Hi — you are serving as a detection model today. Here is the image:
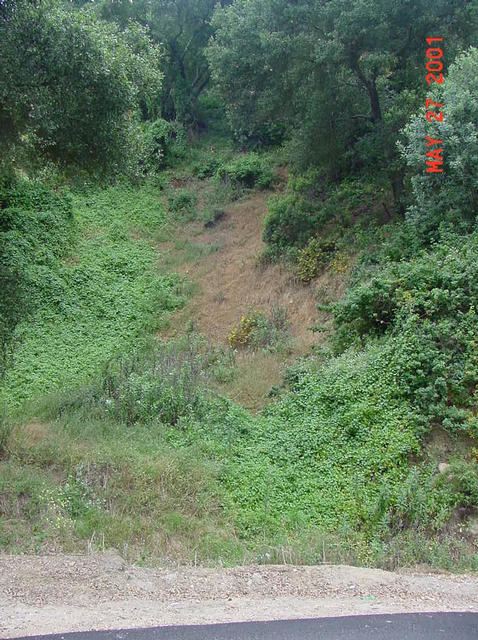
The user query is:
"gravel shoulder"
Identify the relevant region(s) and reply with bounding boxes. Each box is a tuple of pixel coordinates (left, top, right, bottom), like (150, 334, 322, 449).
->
(1, 553, 478, 638)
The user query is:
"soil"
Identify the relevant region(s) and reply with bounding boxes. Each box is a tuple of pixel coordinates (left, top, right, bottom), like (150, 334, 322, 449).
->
(1, 553, 478, 637)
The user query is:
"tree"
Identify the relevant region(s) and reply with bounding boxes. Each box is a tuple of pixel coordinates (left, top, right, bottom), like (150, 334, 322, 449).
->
(0, 0, 162, 373)
(401, 46, 478, 240)
(0, 0, 162, 172)
(208, 0, 477, 196)
(99, 0, 231, 125)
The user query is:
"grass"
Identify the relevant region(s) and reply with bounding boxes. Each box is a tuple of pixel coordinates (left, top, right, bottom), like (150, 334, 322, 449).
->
(160, 238, 221, 270)
(0, 416, 240, 563)
(1, 135, 477, 573)
(1, 334, 478, 569)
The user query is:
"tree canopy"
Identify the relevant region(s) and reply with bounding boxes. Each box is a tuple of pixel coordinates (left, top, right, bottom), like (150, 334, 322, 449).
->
(0, 0, 162, 171)
(208, 0, 477, 199)
(99, 0, 232, 124)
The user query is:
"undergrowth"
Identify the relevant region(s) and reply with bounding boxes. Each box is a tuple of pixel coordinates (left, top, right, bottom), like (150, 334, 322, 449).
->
(1, 136, 478, 572)
(0, 183, 185, 410)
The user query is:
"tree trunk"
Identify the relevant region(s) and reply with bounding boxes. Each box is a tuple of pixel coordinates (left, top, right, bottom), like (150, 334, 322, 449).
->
(391, 170, 405, 215)
(350, 58, 382, 123)
(367, 77, 382, 123)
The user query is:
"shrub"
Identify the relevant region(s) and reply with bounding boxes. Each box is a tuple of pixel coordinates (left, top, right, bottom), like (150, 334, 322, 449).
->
(328, 250, 352, 275)
(263, 195, 319, 251)
(216, 154, 274, 189)
(333, 234, 478, 434)
(228, 312, 259, 349)
(54, 336, 236, 427)
(167, 189, 197, 220)
(142, 119, 186, 171)
(228, 307, 290, 352)
(192, 157, 222, 180)
(203, 207, 225, 228)
(101, 345, 206, 425)
(251, 307, 290, 352)
(296, 237, 337, 282)
(334, 236, 478, 343)
(263, 176, 383, 258)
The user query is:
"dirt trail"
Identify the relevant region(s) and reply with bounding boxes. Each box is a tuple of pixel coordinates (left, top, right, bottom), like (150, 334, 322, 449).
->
(1, 553, 477, 637)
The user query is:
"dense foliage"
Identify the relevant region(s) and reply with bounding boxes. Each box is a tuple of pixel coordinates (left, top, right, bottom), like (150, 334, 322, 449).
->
(99, 0, 232, 124)
(0, 185, 184, 406)
(208, 0, 477, 197)
(0, 0, 162, 172)
(401, 47, 478, 240)
(1, 0, 478, 571)
(0, 179, 74, 376)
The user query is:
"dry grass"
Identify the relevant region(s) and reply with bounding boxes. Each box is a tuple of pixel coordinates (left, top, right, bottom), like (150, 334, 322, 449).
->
(158, 188, 347, 410)
(220, 351, 285, 414)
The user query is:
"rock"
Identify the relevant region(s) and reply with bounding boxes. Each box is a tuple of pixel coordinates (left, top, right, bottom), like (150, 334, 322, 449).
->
(438, 462, 451, 474)
(468, 517, 478, 536)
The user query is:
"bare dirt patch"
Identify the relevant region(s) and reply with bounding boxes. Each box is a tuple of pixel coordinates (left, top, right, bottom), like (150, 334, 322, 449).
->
(1, 553, 477, 637)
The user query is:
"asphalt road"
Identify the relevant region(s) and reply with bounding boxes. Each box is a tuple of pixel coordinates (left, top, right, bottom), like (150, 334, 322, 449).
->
(10, 613, 478, 640)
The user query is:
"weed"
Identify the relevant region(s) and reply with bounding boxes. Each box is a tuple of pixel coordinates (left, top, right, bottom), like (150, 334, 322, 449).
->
(167, 189, 198, 221)
(228, 307, 290, 353)
(0, 184, 184, 410)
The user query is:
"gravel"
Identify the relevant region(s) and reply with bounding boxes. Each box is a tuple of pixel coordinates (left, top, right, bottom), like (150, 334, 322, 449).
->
(1, 553, 477, 638)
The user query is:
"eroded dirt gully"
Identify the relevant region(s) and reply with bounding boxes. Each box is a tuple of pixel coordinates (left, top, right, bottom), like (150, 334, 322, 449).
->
(160, 190, 344, 348)
(1, 553, 478, 637)
(158, 188, 346, 410)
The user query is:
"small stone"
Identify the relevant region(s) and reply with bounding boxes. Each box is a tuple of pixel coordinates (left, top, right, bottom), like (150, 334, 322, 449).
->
(468, 517, 478, 536)
(438, 462, 451, 474)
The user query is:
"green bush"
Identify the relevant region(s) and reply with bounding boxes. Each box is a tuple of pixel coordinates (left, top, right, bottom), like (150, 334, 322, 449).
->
(250, 306, 290, 352)
(334, 235, 478, 342)
(296, 237, 337, 282)
(192, 157, 222, 179)
(228, 307, 290, 353)
(263, 176, 384, 258)
(142, 119, 186, 171)
(100, 341, 207, 426)
(333, 234, 478, 435)
(216, 153, 274, 189)
(317, 178, 381, 230)
(263, 195, 319, 252)
(167, 189, 198, 220)
(54, 335, 235, 426)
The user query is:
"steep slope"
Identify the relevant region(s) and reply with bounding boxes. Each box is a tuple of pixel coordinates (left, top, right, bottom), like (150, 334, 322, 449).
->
(158, 186, 346, 410)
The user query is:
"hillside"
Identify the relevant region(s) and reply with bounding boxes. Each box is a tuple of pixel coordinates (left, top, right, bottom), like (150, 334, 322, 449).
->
(1, 137, 478, 572)
(1, 0, 478, 598)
